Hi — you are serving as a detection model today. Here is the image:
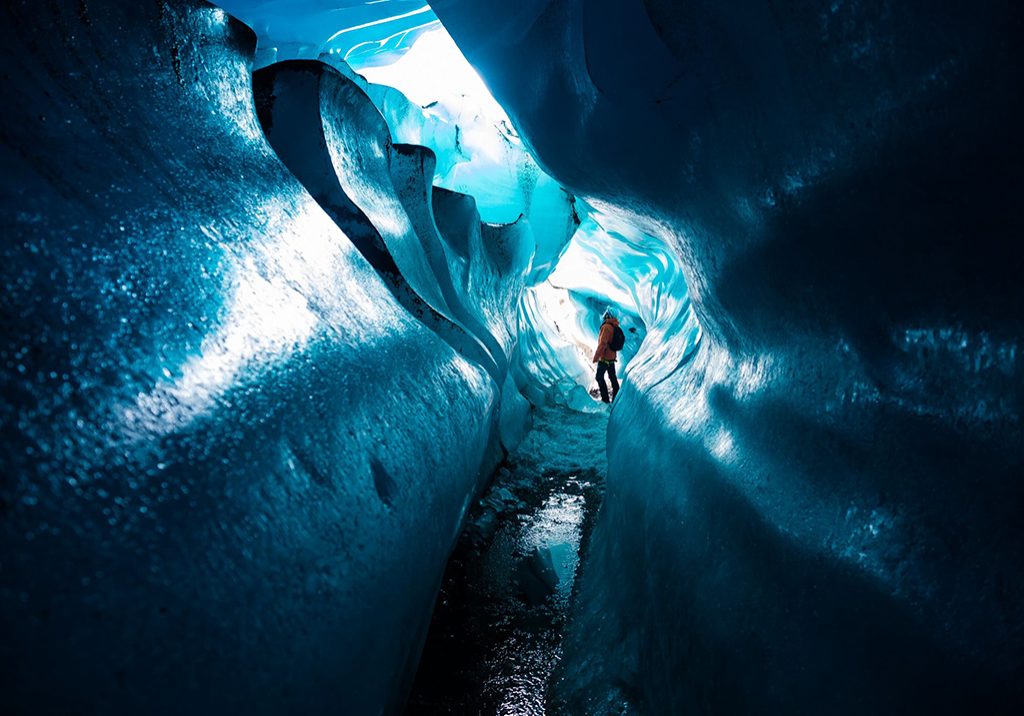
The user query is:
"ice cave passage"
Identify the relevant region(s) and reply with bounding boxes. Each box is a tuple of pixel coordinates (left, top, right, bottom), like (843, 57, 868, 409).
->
(1, 2, 1022, 715)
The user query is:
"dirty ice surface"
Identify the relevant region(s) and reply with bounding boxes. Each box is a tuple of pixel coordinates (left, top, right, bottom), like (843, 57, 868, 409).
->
(406, 404, 611, 714)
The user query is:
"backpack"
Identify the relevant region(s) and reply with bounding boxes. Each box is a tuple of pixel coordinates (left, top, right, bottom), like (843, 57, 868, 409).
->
(609, 324, 626, 351)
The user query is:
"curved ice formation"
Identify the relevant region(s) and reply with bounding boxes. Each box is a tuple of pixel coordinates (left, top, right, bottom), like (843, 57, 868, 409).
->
(252, 54, 538, 459)
(354, 26, 581, 284)
(223, 2, 581, 285)
(433, 0, 1024, 712)
(252, 59, 504, 389)
(0, 2, 510, 712)
(254, 59, 522, 383)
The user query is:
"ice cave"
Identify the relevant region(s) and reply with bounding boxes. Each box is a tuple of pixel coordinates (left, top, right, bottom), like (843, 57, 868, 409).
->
(1, 1, 1021, 714)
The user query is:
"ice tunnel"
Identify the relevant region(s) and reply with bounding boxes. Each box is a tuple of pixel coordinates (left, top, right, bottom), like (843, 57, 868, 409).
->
(1, 1, 1022, 714)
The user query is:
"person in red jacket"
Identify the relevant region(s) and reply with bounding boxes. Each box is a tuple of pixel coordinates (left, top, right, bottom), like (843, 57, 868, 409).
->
(592, 309, 621, 403)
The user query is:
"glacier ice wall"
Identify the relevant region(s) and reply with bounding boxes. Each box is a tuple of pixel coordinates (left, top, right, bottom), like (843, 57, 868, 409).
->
(0, 2, 528, 712)
(433, 0, 1024, 712)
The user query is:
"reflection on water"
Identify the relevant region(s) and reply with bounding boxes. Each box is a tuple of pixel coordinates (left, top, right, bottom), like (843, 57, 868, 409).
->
(406, 405, 608, 715)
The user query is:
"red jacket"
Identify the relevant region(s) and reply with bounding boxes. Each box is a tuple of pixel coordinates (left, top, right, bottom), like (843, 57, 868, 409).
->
(593, 317, 620, 362)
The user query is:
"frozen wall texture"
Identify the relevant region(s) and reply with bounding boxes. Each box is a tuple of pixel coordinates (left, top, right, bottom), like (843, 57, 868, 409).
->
(431, 0, 1024, 713)
(0, 2, 534, 713)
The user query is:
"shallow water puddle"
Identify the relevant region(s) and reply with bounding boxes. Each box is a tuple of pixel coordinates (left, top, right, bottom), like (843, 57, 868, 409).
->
(405, 405, 608, 715)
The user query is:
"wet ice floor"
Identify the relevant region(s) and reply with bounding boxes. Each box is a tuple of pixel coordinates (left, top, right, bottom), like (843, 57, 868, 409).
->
(405, 404, 610, 715)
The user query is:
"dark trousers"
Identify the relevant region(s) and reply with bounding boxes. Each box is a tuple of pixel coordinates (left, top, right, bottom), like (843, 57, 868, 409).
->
(596, 360, 619, 403)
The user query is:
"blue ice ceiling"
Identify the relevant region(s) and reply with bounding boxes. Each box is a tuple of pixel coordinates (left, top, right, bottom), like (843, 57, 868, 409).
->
(221, 1, 440, 68)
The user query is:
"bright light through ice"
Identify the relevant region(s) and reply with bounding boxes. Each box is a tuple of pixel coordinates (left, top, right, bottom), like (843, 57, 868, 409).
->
(125, 255, 319, 436)
(357, 28, 509, 128)
(348, 19, 575, 241)
(709, 427, 736, 462)
(547, 232, 637, 311)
